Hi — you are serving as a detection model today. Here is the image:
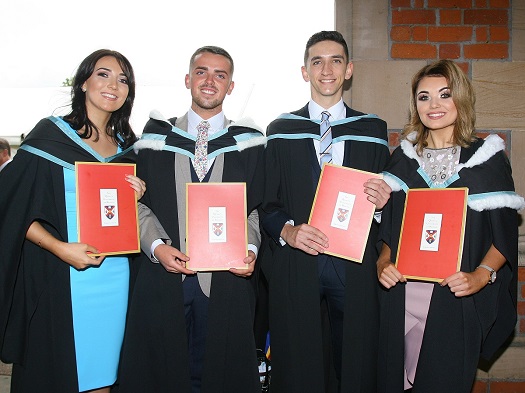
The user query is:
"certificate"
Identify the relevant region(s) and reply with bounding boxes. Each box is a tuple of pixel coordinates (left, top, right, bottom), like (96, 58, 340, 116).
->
(308, 164, 381, 262)
(186, 183, 248, 271)
(76, 162, 140, 256)
(395, 187, 468, 282)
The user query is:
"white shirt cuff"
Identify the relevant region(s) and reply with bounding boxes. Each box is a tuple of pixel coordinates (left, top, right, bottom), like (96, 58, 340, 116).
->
(151, 238, 165, 263)
(279, 219, 295, 246)
(248, 244, 258, 256)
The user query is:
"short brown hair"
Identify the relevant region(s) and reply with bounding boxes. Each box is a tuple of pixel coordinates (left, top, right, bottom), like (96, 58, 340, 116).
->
(189, 46, 234, 75)
(0, 138, 10, 156)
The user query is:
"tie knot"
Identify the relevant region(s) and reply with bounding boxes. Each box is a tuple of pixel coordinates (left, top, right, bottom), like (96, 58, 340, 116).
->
(197, 120, 210, 133)
(321, 111, 331, 122)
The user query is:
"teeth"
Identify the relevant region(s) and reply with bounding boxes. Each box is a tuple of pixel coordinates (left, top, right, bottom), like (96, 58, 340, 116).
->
(202, 89, 215, 94)
(428, 113, 444, 118)
(102, 93, 117, 99)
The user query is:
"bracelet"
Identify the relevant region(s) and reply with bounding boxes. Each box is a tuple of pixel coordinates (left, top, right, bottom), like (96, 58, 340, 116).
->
(476, 264, 496, 284)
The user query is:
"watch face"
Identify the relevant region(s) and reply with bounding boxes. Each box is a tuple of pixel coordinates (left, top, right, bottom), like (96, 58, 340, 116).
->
(490, 271, 497, 283)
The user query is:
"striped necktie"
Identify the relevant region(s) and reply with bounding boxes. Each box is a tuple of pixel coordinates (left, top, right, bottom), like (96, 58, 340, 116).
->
(193, 120, 210, 181)
(319, 111, 332, 167)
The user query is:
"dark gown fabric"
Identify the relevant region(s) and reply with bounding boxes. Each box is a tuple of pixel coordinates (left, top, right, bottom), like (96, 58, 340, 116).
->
(260, 104, 390, 393)
(116, 116, 265, 393)
(0, 117, 135, 393)
(377, 136, 520, 393)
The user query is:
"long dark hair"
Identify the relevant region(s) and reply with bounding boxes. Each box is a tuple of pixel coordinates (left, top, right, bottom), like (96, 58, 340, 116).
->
(63, 49, 137, 149)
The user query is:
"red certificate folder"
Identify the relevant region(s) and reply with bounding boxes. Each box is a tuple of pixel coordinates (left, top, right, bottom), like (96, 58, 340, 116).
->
(186, 183, 248, 271)
(76, 162, 140, 256)
(308, 164, 381, 262)
(395, 188, 468, 282)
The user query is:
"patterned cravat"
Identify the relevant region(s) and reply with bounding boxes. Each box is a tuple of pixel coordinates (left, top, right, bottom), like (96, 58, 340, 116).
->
(193, 120, 210, 181)
(319, 111, 332, 167)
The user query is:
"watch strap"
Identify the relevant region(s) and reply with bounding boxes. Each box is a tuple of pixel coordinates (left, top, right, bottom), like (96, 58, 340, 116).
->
(476, 264, 496, 284)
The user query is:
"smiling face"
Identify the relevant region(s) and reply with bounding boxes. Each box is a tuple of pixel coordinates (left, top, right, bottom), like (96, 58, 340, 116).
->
(416, 76, 458, 140)
(185, 52, 234, 119)
(301, 40, 353, 108)
(82, 56, 129, 119)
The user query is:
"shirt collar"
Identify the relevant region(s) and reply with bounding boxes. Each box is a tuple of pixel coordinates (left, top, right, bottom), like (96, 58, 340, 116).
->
(0, 158, 11, 172)
(187, 108, 225, 136)
(308, 99, 345, 121)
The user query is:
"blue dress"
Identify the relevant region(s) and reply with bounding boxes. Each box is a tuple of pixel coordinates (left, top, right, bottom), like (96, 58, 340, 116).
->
(59, 118, 129, 392)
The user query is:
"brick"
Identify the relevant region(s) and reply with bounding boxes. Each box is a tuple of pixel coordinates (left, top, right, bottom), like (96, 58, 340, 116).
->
(490, 0, 510, 8)
(456, 62, 470, 75)
(476, 27, 488, 42)
(412, 26, 428, 41)
(490, 381, 525, 392)
(388, 132, 401, 148)
(464, 44, 508, 59)
(521, 283, 525, 300)
(518, 301, 525, 317)
(440, 9, 462, 25)
(439, 44, 461, 59)
(471, 380, 488, 393)
(414, 0, 424, 7)
(518, 267, 525, 281)
(391, 0, 411, 7)
(392, 9, 436, 25)
(391, 43, 437, 59)
(475, 0, 488, 6)
(428, 0, 471, 7)
(521, 318, 525, 334)
(464, 9, 508, 25)
(391, 26, 411, 41)
(490, 26, 510, 41)
(428, 26, 473, 42)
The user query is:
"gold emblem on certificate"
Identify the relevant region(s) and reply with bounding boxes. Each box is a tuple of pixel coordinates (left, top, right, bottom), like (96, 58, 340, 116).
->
(100, 188, 119, 227)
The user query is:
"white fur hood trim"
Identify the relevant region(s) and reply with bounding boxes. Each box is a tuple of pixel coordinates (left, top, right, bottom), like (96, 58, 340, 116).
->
(133, 139, 165, 153)
(469, 192, 525, 212)
(400, 133, 505, 171)
(228, 117, 264, 133)
(400, 132, 422, 165)
(237, 136, 267, 151)
(133, 109, 171, 152)
(383, 172, 403, 192)
(457, 134, 504, 171)
(149, 109, 172, 125)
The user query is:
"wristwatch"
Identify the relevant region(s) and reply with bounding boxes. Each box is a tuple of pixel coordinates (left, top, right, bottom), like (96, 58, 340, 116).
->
(476, 264, 496, 284)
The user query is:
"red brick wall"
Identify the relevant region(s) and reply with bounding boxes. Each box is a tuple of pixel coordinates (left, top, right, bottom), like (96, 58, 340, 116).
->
(390, 0, 511, 73)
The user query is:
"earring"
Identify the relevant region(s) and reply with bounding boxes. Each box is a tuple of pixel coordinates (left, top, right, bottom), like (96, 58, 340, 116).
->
(82, 87, 86, 92)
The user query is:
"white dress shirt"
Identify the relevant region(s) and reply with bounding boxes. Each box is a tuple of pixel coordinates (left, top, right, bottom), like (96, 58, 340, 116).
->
(309, 99, 346, 166)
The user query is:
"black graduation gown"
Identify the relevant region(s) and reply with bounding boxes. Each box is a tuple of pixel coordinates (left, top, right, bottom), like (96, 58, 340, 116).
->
(377, 136, 521, 393)
(260, 104, 390, 393)
(0, 117, 136, 393)
(116, 116, 265, 393)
